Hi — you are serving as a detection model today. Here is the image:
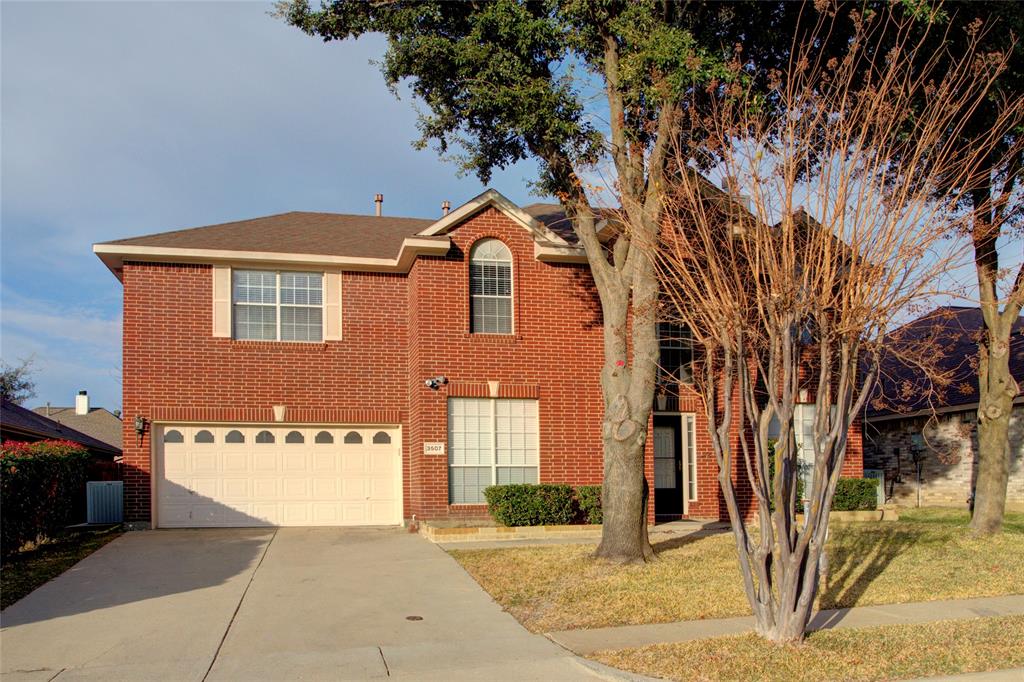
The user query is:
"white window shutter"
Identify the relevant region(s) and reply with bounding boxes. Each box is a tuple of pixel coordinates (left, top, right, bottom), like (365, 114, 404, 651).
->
(212, 265, 231, 337)
(324, 271, 342, 341)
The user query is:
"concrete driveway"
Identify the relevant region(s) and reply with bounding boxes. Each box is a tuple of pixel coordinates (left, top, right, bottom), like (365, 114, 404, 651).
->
(0, 528, 610, 681)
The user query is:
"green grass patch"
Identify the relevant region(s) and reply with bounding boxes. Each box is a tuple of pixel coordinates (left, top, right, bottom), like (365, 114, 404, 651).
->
(594, 616, 1024, 682)
(450, 508, 1024, 632)
(1, 527, 122, 610)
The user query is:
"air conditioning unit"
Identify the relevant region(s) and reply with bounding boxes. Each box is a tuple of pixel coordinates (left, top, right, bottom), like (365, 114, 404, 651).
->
(87, 481, 124, 524)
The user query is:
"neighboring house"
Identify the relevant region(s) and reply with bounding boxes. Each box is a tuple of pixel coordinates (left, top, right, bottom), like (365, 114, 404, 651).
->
(33, 391, 123, 453)
(864, 306, 1024, 510)
(1, 397, 122, 460)
(94, 189, 863, 529)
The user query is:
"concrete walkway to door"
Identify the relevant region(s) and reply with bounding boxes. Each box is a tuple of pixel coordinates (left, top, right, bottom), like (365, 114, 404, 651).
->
(1, 528, 626, 681)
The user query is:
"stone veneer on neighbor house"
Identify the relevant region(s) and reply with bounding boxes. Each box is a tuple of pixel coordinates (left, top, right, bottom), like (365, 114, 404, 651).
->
(865, 404, 1024, 511)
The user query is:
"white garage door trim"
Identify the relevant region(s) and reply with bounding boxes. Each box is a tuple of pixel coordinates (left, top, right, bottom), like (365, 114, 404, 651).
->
(153, 424, 402, 528)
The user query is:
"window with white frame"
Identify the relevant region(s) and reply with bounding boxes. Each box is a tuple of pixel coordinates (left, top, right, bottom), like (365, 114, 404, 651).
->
(793, 404, 837, 497)
(233, 270, 323, 341)
(469, 239, 513, 334)
(448, 398, 538, 504)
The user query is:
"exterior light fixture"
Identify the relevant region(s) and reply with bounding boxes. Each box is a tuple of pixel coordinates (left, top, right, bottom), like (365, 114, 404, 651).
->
(133, 415, 147, 445)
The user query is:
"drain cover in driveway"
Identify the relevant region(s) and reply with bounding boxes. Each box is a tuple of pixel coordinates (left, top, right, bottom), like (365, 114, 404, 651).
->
(405, 616, 423, 621)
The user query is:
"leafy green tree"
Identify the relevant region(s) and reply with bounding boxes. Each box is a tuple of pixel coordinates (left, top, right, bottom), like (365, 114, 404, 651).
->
(277, 0, 754, 562)
(0, 357, 37, 405)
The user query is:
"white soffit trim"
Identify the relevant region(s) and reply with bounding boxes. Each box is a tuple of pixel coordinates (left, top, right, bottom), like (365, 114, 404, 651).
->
(534, 243, 587, 263)
(417, 188, 571, 247)
(92, 236, 452, 279)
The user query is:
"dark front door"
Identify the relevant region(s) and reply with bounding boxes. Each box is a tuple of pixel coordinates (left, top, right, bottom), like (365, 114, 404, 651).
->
(654, 419, 682, 518)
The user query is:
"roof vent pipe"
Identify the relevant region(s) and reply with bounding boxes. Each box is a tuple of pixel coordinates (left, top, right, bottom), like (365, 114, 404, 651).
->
(442, 200, 451, 217)
(75, 390, 89, 416)
(374, 193, 383, 217)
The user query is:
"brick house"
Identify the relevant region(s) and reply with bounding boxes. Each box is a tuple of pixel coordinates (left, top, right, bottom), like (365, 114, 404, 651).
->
(865, 306, 1023, 510)
(94, 189, 863, 529)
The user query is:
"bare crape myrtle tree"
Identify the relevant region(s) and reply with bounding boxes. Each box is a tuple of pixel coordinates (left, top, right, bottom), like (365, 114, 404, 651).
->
(640, 10, 1023, 643)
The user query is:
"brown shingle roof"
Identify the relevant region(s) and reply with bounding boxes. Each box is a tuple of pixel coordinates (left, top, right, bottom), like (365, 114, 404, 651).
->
(32, 406, 122, 450)
(2, 399, 121, 457)
(869, 306, 1024, 418)
(97, 211, 437, 260)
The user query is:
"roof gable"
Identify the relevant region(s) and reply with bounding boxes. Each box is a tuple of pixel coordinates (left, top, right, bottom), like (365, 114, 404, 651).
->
(417, 189, 571, 246)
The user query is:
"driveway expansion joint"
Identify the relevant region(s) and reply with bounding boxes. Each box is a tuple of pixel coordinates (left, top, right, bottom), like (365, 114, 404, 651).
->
(201, 528, 277, 682)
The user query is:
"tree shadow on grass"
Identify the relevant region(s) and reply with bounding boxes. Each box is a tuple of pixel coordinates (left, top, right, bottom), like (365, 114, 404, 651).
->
(818, 523, 918, 610)
(651, 526, 730, 555)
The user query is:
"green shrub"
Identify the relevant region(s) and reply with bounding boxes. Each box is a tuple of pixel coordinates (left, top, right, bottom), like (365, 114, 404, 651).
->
(831, 477, 879, 511)
(1, 440, 93, 557)
(483, 484, 575, 526)
(576, 485, 603, 524)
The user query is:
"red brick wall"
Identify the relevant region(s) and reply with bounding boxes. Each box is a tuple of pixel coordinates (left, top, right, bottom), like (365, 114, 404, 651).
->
(121, 263, 411, 522)
(405, 207, 608, 518)
(118, 206, 861, 526)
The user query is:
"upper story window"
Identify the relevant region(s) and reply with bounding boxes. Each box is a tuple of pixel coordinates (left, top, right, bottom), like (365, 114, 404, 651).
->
(469, 239, 513, 334)
(233, 270, 323, 341)
(658, 322, 694, 385)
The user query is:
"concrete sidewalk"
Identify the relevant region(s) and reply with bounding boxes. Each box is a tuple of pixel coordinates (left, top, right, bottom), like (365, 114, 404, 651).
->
(547, 594, 1024, 655)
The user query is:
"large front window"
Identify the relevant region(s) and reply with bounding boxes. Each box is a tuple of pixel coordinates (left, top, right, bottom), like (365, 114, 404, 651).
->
(233, 270, 323, 341)
(448, 398, 538, 503)
(469, 239, 513, 334)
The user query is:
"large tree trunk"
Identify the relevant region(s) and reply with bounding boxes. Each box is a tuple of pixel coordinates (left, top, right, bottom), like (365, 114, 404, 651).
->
(592, 254, 659, 563)
(971, 313, 1016, 534)
(969, 215, 1022, 535)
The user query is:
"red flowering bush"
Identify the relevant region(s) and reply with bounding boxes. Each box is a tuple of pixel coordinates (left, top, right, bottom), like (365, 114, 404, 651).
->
(1, 439, 92, 556)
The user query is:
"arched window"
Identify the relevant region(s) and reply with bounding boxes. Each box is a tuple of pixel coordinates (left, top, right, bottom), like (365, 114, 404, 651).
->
(285, 430, 304, 444)
(315, 430, 334, 444)
(372, 431, 392, 445)
(343, 431, 363, 444)
(469, 239, 512, 334)
(163, 429, 184, 443)
(255, 430, 275, 444)
(194, 429, 214, 443)
(225, 430, 245, 443)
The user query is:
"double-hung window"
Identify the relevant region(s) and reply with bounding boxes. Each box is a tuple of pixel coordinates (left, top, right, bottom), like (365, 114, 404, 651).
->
(448, 398, 538, 504)
(233, 270, 323, 341)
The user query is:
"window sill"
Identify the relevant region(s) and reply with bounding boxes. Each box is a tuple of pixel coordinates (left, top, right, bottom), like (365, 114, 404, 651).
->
(228, 339, 330, 348)
(462, 333, 521, 344)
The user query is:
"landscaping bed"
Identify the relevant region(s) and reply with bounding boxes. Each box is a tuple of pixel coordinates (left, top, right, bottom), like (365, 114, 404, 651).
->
(594, 615, 1024, 682)
(1, 526, 122, 610)
(449, 508, 1024, 633)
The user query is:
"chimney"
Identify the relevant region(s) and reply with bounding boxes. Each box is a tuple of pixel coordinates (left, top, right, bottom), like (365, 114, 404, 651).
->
(75, 390, 89, 415)
(45, 401, 51, 417)
(374, 193, 383, 217)
(442, 200, 451, 217)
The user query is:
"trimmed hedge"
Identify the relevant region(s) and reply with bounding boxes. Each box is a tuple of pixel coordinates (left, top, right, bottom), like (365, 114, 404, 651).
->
(832, 477, 879, 511)
(1, 440, 93, 557)
(483, 484, 575, 526)
(576, 485, 603, 524)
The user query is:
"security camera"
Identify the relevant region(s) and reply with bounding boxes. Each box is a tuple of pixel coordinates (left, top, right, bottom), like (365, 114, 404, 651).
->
(424, 376, 449, 390)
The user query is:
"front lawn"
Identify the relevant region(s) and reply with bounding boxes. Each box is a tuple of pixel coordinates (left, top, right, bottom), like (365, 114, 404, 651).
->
(449, 508, 1024, 633)
(1, 527, 122, 610)
(594, 615, 1024, 682)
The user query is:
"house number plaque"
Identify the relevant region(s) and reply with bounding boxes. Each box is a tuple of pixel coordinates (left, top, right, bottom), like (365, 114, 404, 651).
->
(423, 442, 445, 455)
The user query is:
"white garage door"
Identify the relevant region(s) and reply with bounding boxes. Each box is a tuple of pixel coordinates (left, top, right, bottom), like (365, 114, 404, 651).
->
(156, 424, 402, 528)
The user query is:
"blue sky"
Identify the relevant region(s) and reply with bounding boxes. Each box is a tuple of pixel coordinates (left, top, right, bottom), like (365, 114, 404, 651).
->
(1, 1, 545, 411)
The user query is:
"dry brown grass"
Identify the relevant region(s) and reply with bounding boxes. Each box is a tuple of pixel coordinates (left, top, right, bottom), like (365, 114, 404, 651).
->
(449, 509, 1024, 633)
(594, 616, 1024, 682)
